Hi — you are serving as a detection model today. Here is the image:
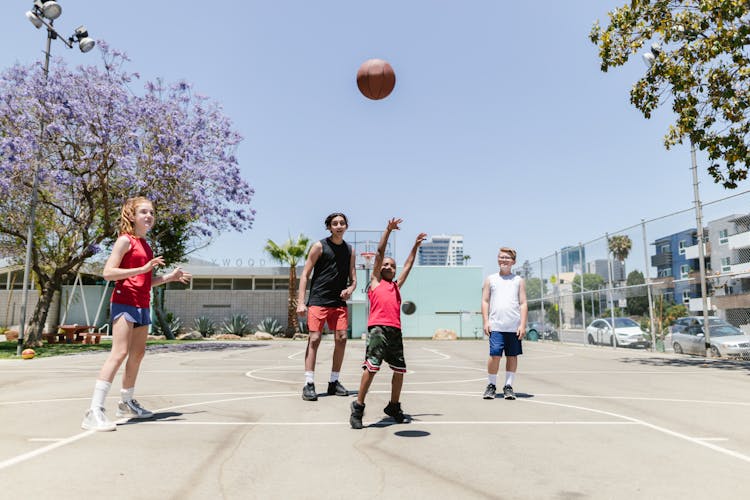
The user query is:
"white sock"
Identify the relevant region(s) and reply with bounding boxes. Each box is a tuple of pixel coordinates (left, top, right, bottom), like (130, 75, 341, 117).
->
(90, 380, 111, 410)
(305, 371, 314, 384)
(120, 387, 134, 403)
(488, 374, 497, 386)
(505, 372, 516, 387)
(329, 372, 340, 383)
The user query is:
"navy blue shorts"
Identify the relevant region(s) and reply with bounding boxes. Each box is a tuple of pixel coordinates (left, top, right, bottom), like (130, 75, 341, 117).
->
(111, 303, 151, 328)
(489, 331, 523, 357)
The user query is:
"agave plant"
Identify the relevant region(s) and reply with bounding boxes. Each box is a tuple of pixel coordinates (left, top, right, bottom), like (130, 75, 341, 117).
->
(256, 317, 284, 336)
(221, 314, 252, 336)
(193, 316, 216, 337)
(152, 312, 183, 337)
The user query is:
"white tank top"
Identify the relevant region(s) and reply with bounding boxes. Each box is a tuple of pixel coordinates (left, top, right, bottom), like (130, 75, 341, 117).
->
(487, 273, 521, 332)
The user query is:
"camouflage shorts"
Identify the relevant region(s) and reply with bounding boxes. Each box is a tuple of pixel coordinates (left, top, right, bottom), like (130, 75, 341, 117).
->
(363, 325, 406, 373)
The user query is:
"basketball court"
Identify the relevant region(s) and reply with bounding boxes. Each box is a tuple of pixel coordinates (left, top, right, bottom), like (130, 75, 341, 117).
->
(1, 339, 748, 499)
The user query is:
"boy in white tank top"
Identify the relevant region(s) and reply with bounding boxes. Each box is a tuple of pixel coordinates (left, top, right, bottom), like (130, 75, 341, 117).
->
(480, 247, 527, 400)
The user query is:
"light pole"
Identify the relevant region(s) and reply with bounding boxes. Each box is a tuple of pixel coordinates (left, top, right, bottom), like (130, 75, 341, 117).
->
(642, 44, 712, 356)
(17, 1, 95, 356)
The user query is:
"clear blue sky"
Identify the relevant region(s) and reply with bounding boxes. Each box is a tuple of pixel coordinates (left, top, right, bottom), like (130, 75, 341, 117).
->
(2, 1, 748, 274)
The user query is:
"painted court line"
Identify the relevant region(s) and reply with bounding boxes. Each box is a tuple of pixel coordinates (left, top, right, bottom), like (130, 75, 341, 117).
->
(139, 420, 638, 426)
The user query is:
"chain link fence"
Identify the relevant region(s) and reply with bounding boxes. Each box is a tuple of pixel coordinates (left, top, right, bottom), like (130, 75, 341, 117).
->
(521, 191, 750, 359)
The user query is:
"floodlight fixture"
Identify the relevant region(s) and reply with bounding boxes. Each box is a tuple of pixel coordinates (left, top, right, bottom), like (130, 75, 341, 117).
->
(35, 0, 62, 20)
(25, 10, 43, 28)
(70, 26, 95, 53)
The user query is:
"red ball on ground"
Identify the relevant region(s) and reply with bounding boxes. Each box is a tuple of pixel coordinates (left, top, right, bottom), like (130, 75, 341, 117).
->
(356, 59, 396, 100)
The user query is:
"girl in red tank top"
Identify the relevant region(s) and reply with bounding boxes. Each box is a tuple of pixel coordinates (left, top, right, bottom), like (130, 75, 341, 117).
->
(82, 197, 192, 431)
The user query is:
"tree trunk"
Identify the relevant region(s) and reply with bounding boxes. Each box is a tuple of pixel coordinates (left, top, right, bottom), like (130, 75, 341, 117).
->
(26, 278, 58, 348)
(152, 288, 174, 340)
(286, 266, 299, 337)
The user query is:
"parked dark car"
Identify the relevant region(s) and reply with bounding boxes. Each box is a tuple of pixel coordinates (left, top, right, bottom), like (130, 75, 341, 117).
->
(526, 322, 558, 341)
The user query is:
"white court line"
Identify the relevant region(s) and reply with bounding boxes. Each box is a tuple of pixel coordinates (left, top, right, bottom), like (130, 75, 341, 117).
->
(532, 394, 750, 407)
(139, 420, 638, 426)
(526, 399, 750, 464)
(0, 431, 96, 471)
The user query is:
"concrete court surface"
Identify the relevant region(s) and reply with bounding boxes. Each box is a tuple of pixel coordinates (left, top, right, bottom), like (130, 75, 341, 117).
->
(0, 339, 749, 500)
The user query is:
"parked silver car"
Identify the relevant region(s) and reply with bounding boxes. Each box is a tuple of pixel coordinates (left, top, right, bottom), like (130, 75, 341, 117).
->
(586, 318, 651, 348)
(671, 321, 750, 358)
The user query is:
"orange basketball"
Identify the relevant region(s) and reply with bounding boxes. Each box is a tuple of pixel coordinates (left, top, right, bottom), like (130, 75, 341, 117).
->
(356, 59, 396, 100)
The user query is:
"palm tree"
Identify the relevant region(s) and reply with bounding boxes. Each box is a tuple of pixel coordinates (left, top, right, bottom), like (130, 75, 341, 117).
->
(607, 234, 632, 262)
(265, 234, 310, 336)
(607, 234, 632, 284)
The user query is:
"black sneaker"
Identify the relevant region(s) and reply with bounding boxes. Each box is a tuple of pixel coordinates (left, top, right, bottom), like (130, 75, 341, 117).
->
(483, 384, 496, 400)
(350, 401, 365, 429)
(503, 385, 516, 400)
(327, 380, 348, 396)
(302, 382, 318, 401)
(383, 401, 405, 423)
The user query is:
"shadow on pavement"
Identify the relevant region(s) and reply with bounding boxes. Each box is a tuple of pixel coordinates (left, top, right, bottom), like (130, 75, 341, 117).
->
(618, 356, 750, 373)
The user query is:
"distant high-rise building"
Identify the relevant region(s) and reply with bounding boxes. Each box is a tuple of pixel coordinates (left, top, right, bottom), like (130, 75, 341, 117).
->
(418, 234, 464, 266)
(561, 245, 585, 273)
(587, 259, 625, 282)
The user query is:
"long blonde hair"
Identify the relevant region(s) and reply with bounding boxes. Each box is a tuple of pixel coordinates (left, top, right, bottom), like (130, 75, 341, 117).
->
(119, 197, 153, 235)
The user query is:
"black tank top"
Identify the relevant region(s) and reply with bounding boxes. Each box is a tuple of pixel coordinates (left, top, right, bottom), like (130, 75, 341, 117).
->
(308, 238, 352, 307)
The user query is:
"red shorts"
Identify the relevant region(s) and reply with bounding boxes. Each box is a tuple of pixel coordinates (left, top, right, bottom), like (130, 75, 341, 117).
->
(307, 306, 348, 332)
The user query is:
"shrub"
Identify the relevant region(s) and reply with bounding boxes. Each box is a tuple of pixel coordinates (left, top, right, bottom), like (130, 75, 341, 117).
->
(193, 316, 216, 337)
(152, 312, 182, 337)
(256, 317, 283, 336)
(222, 314, 252, 336)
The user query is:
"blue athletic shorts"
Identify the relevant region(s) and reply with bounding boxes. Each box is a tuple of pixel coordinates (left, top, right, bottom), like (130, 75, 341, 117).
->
(111, 302, 151, 328)
(489, 331, 523, 357)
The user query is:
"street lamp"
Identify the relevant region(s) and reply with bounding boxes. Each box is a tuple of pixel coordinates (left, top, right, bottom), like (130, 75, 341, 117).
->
(16, 1, 95, 356)
(642, 44, 712, 354)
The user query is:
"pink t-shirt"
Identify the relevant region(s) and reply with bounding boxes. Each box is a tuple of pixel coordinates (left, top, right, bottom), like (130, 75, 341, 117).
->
(111, 234, 153, 308)
(367, 280, 401, 329)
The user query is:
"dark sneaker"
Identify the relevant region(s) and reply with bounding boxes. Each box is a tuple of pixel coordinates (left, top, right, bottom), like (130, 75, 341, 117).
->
(302, 382, 318, 401)
(327, 380, 348, 396)
(350, 401, 365, 429)
(503, 385, 516, 400)
(483, 384, 497, 400)
(383, 401, 405, 423)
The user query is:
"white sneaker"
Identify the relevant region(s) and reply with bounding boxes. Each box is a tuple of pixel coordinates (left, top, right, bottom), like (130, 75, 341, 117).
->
(116, 399, 154, 419)
(81, 407, 116, 431)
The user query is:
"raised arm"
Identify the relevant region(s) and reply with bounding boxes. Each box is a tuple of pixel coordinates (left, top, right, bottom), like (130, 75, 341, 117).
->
(396, 232, 427, 288)
(371, 218, 402, 282)
(296, 241, 322, 317)
(103, 235, 164, 282)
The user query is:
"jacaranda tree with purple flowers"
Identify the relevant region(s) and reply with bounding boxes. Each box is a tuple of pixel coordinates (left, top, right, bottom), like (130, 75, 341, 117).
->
(0, 44, 254, 345)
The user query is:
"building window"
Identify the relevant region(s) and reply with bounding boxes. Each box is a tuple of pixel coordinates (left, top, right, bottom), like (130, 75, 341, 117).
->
(192, 279, 212, 290)
(678, 240, 686, 255)
(233, 279, 254, 290)
(255, 278, 273, 290)
(721, 257, 731, 272)
(274, 278, 290, 289)
(680, 264, 690, 279)
(719, 229, 729, 244)
(660, 244, 670, 254)
(212, 279, 232, 290)
(682, 290, 690, 304)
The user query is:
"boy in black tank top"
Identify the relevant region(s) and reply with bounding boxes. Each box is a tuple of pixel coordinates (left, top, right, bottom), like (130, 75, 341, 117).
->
(296, 213, 357, 401)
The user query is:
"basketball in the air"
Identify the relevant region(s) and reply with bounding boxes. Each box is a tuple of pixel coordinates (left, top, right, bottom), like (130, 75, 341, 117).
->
(21, 348, 36, 359)
(356, 59, 396, 100)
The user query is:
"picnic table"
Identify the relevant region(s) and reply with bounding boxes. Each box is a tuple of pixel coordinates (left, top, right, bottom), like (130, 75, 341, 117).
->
(44, 325, 101, 344)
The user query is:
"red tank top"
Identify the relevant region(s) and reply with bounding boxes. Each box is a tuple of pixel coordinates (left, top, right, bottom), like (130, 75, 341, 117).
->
(111, 234, 153, 308)
(367, 280, 401, 328)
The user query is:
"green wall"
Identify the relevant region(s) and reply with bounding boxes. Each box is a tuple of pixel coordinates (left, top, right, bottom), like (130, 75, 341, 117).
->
(351, 266, 485, 338)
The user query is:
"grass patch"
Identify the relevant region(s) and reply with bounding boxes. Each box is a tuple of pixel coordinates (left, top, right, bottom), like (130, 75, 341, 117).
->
(0, 339, 186, 359)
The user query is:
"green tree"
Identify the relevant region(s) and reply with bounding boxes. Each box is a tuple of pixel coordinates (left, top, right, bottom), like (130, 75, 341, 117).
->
(608, 235, 632, 263)
(264, 234, 310, 336)
(572, 273, 606, 315)
(591, 1, 750, 187)
(625, 270, 650, 316)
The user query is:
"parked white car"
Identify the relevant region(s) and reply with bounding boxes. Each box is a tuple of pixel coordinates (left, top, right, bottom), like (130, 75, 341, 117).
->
(586, 318, 651, 348)
(671, 321, 750, 358)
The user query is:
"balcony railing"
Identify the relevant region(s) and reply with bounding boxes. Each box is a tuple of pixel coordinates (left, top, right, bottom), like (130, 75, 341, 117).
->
(727, 230, 750, 250)
(684, 241, 710, 260)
